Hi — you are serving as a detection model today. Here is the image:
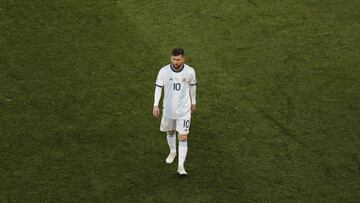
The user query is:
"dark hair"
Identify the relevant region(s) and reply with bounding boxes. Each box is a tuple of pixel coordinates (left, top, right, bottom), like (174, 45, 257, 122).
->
(171, 48, 184, 56)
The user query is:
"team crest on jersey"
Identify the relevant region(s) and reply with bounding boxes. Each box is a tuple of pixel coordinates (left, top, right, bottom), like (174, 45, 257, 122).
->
(182, 78, 186, 82)
(169, 78, 173, 81)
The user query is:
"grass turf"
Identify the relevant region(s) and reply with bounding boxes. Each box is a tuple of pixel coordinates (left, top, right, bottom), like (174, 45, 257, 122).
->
(0, 0, 359, 201)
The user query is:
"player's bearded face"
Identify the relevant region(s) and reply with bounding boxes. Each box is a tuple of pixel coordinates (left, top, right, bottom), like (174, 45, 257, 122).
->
(171, 55, 184, 69)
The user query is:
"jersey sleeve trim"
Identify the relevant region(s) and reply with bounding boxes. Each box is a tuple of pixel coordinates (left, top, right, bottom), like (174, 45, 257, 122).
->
(190, 83, 197, 86)
(155, 84, 163, 87)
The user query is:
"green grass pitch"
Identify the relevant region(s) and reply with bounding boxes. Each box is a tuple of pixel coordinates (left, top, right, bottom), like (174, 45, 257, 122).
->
(1, 0, 359, 202)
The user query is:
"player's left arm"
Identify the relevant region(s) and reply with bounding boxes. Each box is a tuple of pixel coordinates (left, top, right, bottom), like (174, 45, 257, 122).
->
(190, 84, 196, 113)
(190, 70, 197, 113)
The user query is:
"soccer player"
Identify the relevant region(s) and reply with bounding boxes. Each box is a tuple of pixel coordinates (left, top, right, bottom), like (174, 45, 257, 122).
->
(152, 48, 197, 175)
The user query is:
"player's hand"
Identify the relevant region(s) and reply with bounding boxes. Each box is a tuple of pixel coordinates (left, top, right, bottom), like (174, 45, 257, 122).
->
(191, 104, 196, 113)
(153, 106, 160, 118)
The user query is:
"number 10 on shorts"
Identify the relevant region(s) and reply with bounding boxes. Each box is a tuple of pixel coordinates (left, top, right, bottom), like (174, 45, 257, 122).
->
(183, 120, 190, 130)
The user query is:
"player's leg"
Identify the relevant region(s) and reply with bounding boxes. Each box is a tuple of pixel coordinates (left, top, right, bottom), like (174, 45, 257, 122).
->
(166, 130, 177, 163)
(166, 130, 176, 153)
(176, 117, 191, 175)
(177, 133, 188, 175)
(160, 115, 177, 164)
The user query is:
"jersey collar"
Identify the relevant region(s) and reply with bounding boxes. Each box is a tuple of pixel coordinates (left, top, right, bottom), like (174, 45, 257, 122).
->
(170, 64, 185, 73)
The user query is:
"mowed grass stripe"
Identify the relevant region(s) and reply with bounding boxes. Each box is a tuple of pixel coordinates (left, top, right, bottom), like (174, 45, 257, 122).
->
(1, 1, 163, 201)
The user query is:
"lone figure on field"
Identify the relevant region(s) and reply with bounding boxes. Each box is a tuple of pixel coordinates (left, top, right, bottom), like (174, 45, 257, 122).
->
(153, 48, 197, 175)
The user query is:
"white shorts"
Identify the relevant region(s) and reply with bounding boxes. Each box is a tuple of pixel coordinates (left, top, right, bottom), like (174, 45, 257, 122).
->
(160, 115, 191, 135)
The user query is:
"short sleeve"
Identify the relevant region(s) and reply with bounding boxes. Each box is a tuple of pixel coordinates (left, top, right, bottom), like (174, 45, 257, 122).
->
(190, 70, 197, 85)
(155, 70, 164, 87)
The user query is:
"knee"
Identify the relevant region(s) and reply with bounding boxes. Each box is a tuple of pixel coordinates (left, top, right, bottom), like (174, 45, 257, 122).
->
(178, 134, 188, 141)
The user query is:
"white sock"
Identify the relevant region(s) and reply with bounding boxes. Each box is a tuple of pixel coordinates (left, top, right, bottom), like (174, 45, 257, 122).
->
(178, 141, 188, 166)
(167, 132, 176, 153)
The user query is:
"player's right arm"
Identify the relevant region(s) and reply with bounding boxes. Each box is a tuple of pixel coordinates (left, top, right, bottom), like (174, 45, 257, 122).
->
(153, 69, 164, 118)
(153, 85, 162, 118)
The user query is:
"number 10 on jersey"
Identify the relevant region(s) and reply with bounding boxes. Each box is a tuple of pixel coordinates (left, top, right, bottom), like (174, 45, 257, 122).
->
(173, 83, 181, 91)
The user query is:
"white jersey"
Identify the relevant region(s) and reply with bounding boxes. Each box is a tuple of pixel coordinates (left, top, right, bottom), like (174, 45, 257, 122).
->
(155, 64, 197, 119)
